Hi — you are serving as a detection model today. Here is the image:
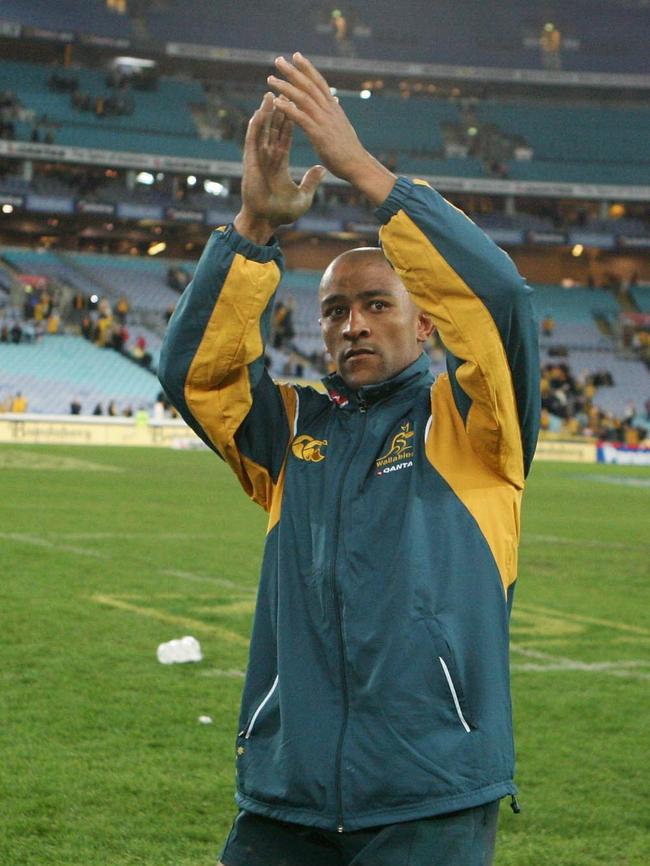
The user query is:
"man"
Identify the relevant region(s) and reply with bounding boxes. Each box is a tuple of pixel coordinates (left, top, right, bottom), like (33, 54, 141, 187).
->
(159, 54, 539, 866)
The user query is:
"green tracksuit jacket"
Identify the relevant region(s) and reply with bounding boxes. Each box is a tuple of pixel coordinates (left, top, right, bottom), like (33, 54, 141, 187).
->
(158, 177, 541, 832)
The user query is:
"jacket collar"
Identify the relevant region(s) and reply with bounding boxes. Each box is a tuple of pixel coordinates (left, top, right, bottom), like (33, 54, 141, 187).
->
(322, 352, 433, 409)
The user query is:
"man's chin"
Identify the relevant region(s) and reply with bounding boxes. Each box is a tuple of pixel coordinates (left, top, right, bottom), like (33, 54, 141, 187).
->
(339, 361, 385, 390)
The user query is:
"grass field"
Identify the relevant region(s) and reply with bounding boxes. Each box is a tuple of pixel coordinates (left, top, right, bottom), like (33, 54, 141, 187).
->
(1, 443, 649, 866)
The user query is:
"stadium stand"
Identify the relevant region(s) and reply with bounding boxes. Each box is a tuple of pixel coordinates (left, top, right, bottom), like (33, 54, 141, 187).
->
(0, 0, 133, 40)
(630, 286, 650, 313)
(0, 334, 160, 414)
(0, 58, 235, 161)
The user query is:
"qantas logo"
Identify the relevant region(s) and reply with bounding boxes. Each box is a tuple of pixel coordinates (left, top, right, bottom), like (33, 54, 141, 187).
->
(292, 434, 328, 463)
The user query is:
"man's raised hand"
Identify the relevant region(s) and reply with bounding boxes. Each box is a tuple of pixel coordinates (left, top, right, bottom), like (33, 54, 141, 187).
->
(234, 92, 326, 244)
(268, 53, 396, 206)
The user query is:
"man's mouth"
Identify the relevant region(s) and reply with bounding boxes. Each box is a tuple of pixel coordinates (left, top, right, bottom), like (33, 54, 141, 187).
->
(343, 347, 375, 361)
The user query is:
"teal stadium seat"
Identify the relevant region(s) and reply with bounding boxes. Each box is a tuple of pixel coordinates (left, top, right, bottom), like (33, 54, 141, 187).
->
(0, 335, 160, 414)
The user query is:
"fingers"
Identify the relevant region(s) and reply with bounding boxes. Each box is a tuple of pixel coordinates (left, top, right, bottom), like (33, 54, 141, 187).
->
(291, 52, 332, 98)
(246, 92, 294, 158)
(268, 53, 334, 113)
(299, 164, 327, 198)
(276, 113, 294, 154)
(245, 92, 273, 149)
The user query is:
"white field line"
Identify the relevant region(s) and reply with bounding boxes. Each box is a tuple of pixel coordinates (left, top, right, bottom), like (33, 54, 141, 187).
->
(516, 601, 650, 637)
(1, 529, 255, 592)
(0, 531, 108, 559)
(199, 668, 246, 678)
(523, 532, 650, 551)
(511, 644, 650, 680)
(162, 568, 255, 594)
(54, 531, 208, 540)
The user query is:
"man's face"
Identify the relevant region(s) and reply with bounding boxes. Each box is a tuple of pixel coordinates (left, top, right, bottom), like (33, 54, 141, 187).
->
(319, 249, 433, 390)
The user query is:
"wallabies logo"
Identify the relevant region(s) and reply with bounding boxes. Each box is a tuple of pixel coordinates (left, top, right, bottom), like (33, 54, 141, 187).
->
(375, 421, 415, 475)
(292, 434, 328, 463)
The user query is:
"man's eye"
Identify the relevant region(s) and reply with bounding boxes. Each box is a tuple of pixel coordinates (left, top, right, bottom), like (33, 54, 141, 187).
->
(328, 306, 346, 318)
(371, 300, 387, 311)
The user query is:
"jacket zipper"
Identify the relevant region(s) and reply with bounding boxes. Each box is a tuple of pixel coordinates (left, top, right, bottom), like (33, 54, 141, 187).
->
(438, 657, 471, 733)
(331, 398, 368, 833)
(242, 674, 279, 739)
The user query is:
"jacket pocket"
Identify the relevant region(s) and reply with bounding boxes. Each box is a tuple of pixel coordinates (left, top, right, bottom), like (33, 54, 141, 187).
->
(437, 655, 471, 733)
(422, 619, 474, 733)
(241, 675, 279, 740)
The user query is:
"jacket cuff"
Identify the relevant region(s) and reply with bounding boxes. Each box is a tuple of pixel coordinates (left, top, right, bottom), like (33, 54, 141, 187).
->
(374, 176, 418, 225)
(215, 224, 282, 264)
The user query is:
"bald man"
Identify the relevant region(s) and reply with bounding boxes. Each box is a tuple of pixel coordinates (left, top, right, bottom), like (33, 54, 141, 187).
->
(159, 54, 540, 866)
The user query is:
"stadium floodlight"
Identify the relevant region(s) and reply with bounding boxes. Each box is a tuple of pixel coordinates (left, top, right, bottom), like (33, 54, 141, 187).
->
(204, 180, 226, 196)
(148, 241, 167, 256)
(136, 171, 155, 185)
(187, 175, 197, 186)
(572, 244, 584, 257)
(2, 203, 13, 214)
(113, 56, 156, 69)
(360, 89, 371, 99)
(90, 294, 99, 304)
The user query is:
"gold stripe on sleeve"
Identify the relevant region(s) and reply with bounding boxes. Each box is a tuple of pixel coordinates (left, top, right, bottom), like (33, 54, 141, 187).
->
(380, 210, 524, 488)
(184, 253, 280, 510)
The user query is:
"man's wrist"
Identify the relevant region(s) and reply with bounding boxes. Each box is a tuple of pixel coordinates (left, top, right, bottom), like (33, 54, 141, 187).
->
(233, 211, 275, 245)
(344, 154, 397, 207)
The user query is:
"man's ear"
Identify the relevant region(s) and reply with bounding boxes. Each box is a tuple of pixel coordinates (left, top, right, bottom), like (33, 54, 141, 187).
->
(416, 312, 436, 343)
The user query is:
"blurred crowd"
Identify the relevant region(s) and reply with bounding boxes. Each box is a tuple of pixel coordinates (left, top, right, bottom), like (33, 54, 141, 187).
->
(540, 361, 648, 444)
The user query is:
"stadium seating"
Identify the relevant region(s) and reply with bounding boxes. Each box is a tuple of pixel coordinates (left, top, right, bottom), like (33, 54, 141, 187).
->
(138, 0, 650, 76)
(232, 91, 459, 170)
(0, 0, 132, 39)
(531, 284, 620, 323)
(558, 350, 649, 418)
(2, 0, 650, 76)
(0, 58, 229, 160)
(477, 100, 650, 185)
(61, 252, 182, 313)
(0, 334, 160, 414)
(630, 287, 650, 313)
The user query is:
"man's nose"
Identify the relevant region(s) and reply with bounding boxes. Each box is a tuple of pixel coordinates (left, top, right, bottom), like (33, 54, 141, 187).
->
(342, 307, 370, 340)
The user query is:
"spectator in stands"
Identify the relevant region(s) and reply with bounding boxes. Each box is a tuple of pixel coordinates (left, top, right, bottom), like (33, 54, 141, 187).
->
(11, 391, 27, 413)
(72, 290, 86, 326)
(92, 403, 103, 416)
(107, 401, 118, 417)
(96, 314, 114, 347)
(131, 334, 152, 369)
(540, 22, 562, 70)
(70, 397, 82, 415)
(541, 314, 555, 337)
(271, 299, 295, 349)
(81, 315, 93, 340)
(116, 295, 130, 324)
(153, 395, 165, 422)
(10, 322, 22, 344)
(47, 312, 61, 335)
(167, 266, 190, 293)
